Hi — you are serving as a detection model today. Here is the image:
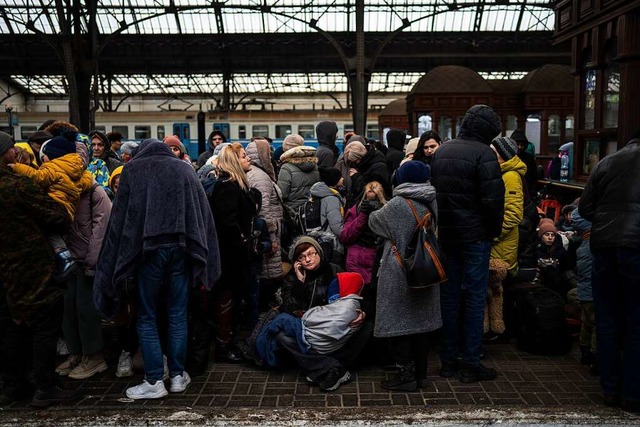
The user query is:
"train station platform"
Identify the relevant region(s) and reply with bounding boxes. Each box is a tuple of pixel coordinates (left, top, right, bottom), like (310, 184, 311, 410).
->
(1, 342, 639, 426)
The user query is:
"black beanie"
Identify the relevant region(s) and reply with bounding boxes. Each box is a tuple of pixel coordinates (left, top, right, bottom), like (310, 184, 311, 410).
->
(42, 136, 76, 160)
(319, 167, 342, 187)
(492, 137, 518, 161)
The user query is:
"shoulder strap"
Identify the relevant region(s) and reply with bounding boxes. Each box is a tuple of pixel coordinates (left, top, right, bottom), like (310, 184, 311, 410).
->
(404, 198, 434, 229)
(404, 198, 421, 223)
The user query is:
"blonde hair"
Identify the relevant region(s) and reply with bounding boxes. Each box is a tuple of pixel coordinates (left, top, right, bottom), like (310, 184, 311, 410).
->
(363, 181, 387, 205)
(217, 142, 250, 190)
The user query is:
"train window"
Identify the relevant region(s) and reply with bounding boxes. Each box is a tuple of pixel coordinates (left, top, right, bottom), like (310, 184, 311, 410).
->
(298, 125, 314, 139)
(252, 125, 269, 138)
(135, 126, 151, 140)
(366, 125, 379, 142)
(157, 125, 165, 140)
(112, 126, 129, 139)
(275, 125, 292, 139)
(238, 125, 247, 139)
(20, 126, 37, 141)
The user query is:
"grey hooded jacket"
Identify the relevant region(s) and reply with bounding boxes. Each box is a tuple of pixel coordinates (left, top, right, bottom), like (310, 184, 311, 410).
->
(278, 146, 320, 210)
(310, 182, 344, 237)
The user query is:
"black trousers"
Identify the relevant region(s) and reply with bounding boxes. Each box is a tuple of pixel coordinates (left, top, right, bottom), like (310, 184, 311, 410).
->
(276, 318, 374, 381)
(389, 332, 429, 380)
(3, 298, 63, 391)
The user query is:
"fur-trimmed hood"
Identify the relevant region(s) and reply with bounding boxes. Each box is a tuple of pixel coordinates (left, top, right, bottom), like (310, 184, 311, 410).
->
(280, 146, 318, 172)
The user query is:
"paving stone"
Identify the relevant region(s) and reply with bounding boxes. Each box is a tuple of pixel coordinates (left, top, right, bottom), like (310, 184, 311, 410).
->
(391, 394, 409, 405)
(455, 393, 475, 404)
(194, 396, 213, 406)
(326, 395, 343, 407)
(5, 341, 607, 414)
(227, 397, 261, 407)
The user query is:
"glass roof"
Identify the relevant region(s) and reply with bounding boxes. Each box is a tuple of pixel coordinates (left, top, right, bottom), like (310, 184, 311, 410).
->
(9, 71, 530, 96)
(0, 1, 555, 35)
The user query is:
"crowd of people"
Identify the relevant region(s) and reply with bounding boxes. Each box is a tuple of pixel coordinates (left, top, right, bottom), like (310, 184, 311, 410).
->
(0, 105, 638, 413)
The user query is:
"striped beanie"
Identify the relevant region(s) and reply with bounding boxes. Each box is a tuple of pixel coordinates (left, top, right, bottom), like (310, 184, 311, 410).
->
(491, 136, 517, 161)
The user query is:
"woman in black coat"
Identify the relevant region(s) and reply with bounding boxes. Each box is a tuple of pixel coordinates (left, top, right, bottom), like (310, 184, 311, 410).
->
(344, 141, 391, 207)
(209, 142, 256, 362)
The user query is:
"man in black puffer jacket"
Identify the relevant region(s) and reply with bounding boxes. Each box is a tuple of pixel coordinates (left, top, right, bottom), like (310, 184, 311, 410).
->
(579, 130, 640, 413)
(431, 104, 505, 384)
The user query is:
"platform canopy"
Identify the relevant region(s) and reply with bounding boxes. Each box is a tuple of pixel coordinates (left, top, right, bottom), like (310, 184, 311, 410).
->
(0, 1, 559, 96)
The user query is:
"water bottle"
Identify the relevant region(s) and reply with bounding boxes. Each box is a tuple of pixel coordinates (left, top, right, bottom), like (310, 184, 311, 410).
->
(560, 151, 569, 182)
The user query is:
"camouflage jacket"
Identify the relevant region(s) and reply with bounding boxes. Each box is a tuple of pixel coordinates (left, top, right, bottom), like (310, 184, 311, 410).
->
(0, 167, 69, 320)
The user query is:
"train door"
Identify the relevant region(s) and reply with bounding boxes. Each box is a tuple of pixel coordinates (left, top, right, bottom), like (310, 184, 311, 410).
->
(213, 122, 230, 141)
(173, 122, 196, 158)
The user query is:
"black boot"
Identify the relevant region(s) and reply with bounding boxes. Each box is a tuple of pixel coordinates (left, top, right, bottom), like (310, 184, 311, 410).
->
(381, 361, 417, 392)
(31, 385, 79, 408)
(54, 250, 78, 282)
(215, 342, 244, 363)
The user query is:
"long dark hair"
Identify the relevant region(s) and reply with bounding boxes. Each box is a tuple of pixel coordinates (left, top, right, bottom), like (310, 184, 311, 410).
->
(412, 130, 442, 163)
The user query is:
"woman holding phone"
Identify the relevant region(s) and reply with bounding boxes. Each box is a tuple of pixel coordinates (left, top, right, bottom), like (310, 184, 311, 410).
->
(274, 236, 366, 392)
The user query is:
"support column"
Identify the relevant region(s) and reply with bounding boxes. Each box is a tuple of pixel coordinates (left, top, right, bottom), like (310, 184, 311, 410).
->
(349, 0, 369, 136)
(222, 71, 231, 111)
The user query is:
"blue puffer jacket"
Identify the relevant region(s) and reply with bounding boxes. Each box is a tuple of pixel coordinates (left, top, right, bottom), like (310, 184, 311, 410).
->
(570, 209, 593, 302)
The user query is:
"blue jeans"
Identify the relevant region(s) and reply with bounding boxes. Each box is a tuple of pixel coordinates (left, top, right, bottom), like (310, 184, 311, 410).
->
(137, 247, 189, 382)
(592, 248, 640, 402)
(440, 240, 491, 367)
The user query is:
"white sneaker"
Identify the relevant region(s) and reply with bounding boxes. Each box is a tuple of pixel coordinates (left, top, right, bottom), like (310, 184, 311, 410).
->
(116, 351, 134, 378)
(169, 372, 191, 393)
(125, 380, 168, 400)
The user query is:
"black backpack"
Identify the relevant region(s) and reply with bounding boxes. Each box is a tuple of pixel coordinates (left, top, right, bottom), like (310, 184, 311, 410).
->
(392, 198, 447, 289)
(297, 196, 328, 234)
(516, 287, 572, 356)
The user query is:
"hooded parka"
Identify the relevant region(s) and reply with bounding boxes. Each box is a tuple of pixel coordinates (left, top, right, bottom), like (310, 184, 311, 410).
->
(277, 146, 320, 210)
(246, 140, 284, 279)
